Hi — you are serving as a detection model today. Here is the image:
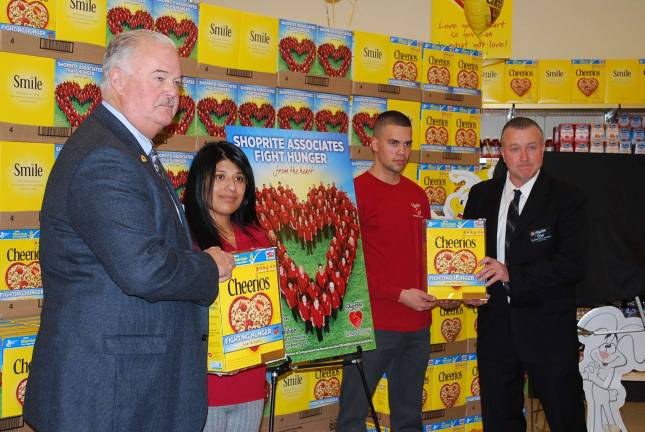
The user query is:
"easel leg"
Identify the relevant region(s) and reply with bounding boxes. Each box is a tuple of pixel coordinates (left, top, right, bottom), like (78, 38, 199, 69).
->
(352, 346, 381, 432)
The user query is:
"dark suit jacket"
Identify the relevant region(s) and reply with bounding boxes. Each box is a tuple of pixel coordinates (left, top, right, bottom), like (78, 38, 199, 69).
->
(24, 105, 219, 431)
(463, 171, 586, 363)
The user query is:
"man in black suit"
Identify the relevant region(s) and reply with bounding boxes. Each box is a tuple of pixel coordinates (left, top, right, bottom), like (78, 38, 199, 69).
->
(463, 117, 586, 431)
(24, 30, 235, 431)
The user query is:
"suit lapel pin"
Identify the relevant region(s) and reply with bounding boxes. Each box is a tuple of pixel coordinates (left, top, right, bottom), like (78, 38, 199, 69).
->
(140, 155, 148, 163)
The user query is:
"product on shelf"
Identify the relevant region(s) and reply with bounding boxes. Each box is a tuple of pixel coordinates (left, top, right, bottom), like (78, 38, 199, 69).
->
(55, 0, 107, 46)
(423, 43, 453, 93)
(163, 76, 196, 136)
(421, 103, 452, 149)
(278, 19, 316, 74)
(482, 60, 504, 104)
(574, 123, 590, 153)
(388, 36, 421, 87)
(195, 78, 238, 137)
(315, 25, 352, 79)
(236, 84, 276, 129)
(352, 31, 389, 85)
(350, 95, 386, 146)
(106, 0, 154, 44)
(276, 88, 314, 131)
(571, 59, 605, 104)
(1, 0, 55, 38)
(605, 59, 640, 105)
(452, 47, 482, 95)
(153, 0, 198, 59)
(504, 59, 538, 103)
(537, 59, 572, 104)
(0, 229, 41, 291)
(313, 92, 349, 133)
(54, 59, 103, 128)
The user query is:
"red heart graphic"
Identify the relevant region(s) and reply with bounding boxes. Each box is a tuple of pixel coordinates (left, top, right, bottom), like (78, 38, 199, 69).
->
(277, 106, 314, 130)
(434, 249, 477, 274)
(154, 15, 198, 58)
(315, 109, 348, 133)
(348, 311, 363, 329)
(352, 112, 379, 146)
(440, 317, 462, 342)
(229, 292, 273, 333)
(7, 0, 49, 28)
(258, 183, 360, 337)
(106, 7, 153, 36)
(427, 66, 451, 86)
(239, 102, 276, 128)
(55, 81, 102, 127)
(425, 126, 449, 145)
(279, 36, 316, 73)
(313, 377, 341, 399)
(577, 78, 599, 97)
(197, 97, 237, 137)
(5, 261, 41, 290)
(510, 78, 531, 97)
(457, 69, 479, 89)
(440, 383, 460, 408)
(164, 94, 195, 135)
(317, 43, 351, 77)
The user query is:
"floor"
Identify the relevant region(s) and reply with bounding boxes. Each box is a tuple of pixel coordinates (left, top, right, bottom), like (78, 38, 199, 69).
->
(529, 401, 645, 432)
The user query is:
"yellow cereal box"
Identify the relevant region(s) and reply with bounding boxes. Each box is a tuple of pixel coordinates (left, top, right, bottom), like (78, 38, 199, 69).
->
(423, 43, 453, 93)
(482, 60, 505, 103)
(239, 12, 278, 74)
(387, 99, 421, 150)
(428, 354, 467, 410)
(371, 373, 389, 414)
(571, 59, 605, 104)
(431, 304, 467, 344)
(389, 36, 422, 87)
(0, 230, 41, 293)
(453, 47, 482, 95)
(418, 164, 451, 216)
(272, 366, 341, 415)
(0, 0, 55, 38)
(1, 334, 37, 418)
(452, 107, 480, 150)
(421, 104, 452, 150)
(426, 219, 486, 300)
(465, 353, 480, 401)
(207, 248, 284, 373)
(198, 4, 239, 68)
(465, 415, 483, 432)
(538, 59, 571, 104)
(352, 31, 389, 84)
(640, 59, 645, 104)
(402, 162, 418, 184)
(465, 305, 478, 340)
(427, 418, 466, 432)
(504, 60, 538, 103)
(55, 0, 107, 46)
(0, 141, 56, 212)
(605, 59, 640, 105)
(0, 52, 55, 126)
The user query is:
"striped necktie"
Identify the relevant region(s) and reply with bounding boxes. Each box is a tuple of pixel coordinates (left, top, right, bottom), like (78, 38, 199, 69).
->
(149, 148, 183, 225)
(504, 189, 522, 264)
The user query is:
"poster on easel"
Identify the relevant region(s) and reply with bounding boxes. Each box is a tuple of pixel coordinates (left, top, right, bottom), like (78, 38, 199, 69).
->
(226, 126, 376, 362)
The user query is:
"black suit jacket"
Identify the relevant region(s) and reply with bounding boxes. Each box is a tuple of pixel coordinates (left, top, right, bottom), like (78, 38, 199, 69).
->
(24, 105, 219, 431)
(463, 171, 586, 362)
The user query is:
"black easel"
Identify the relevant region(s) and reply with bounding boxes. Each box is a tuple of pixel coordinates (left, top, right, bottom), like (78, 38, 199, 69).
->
(267, 346, 381, 432)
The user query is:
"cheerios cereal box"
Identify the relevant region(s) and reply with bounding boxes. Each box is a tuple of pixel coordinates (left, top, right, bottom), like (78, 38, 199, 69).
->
(54, 60, 103, 128)
(0, 229, 41, 293)
(452, 107, 480, 151)
(308, 366, 342, 409)
(464, 415, 483, 432)
(0, 0, 55, 38)
(452, 47, 482, 95)
(640, 59, 645, 104)
(0, 141, 56, 212)
(482, 60, 505, 103)
(387, 99, 421, 150)
(350, 95, 387, 146)
(423, 43, 454, 93)
(1, 333, 37, 418)
(426, 219, 486, 300)
(153, 0, 199, 59)
(428, 354, 467, 410)
(428, 418, 466, 432)
(278, 19, 317, 74)
(388, 36, 422, 88)
(198, 4, 239, 68)
(207, 247, 284, 373)
(504, 60, 538, 103)
(538, 59, 571, 104)
(571, 59, 605, 104)
(0, 52, 55, 126)
(421, 104, 452, 150)
(605, 59, 640, 105)
(431, 304, 467, 345)
(465, 305, 478, 340)
(55, 0, 106, 46)
(352, 31, 389, 85)
(465, 353, 480, 402)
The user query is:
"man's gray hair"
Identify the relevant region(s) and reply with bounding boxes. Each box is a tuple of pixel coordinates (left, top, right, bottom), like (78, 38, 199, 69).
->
(100, 30, 176, 91)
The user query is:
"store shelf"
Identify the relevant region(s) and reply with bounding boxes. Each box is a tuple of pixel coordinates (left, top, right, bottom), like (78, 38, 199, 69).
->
(482, 103, 645, 110)
(623, 371, 645, 382)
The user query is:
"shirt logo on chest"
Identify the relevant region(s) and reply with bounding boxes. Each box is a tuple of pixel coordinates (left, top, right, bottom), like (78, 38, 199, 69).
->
(411, 202, 424, 218)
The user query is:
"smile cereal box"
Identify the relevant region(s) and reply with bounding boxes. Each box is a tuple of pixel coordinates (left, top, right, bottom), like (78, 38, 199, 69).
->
(56, 0, 106, 46)
(238, 12, 278, 74)
(352, 31, 389, 85)
(482, 60, 504, 103)
(538, 59, 571, 104)
(197, 3, 239, 68)
(207, 247, 284, 373)
(605, 59, 640, 105)
(426, 219, 486, 300)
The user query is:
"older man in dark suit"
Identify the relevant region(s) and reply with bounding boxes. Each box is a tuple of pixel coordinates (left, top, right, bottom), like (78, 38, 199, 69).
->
(463, 117, 587, 432)
(24, 30, 234, 431)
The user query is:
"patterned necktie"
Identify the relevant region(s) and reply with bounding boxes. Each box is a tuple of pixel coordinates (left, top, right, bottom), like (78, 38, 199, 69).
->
(504, 189, 522, 263)
(149, 148, 183, 225)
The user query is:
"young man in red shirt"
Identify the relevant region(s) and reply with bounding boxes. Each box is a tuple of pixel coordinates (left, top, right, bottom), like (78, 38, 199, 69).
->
(337, 111, 437, 431)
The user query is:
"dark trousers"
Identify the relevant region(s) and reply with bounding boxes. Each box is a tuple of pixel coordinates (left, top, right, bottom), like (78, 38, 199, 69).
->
(337, 328, 430, 432)
(479, 349, 586, 432)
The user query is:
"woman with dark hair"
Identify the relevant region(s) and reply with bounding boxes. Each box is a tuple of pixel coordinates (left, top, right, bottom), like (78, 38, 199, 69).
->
(184, 141, 269, 432)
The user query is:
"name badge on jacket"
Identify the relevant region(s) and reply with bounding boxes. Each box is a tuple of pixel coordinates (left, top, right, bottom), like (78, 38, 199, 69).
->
(529, 227, 552, 243)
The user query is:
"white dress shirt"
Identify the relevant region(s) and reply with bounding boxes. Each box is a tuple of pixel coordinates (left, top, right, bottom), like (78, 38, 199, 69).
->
(102, 101, 153, 155)
(496, 170, 540, 264)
